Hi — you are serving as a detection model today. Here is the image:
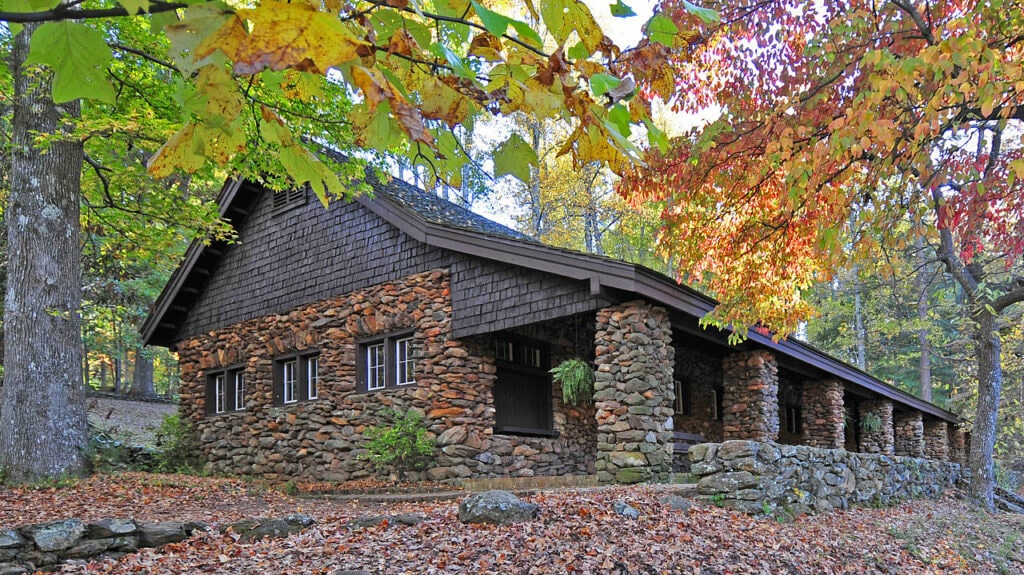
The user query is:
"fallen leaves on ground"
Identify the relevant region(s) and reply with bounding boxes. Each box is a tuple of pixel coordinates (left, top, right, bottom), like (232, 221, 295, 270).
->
(2, 473, 1021, 574)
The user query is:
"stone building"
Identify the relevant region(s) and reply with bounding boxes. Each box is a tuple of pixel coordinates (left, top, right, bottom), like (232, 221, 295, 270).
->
(143, 177, 964, 483)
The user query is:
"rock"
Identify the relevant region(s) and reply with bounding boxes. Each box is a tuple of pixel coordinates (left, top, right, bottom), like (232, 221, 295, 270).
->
(334, 570, 372, 575)
(614, 467, 652, 484)
(0, 563, 26, 575)
(458, 491, 538, 525)
(20, 519, 86, 552)
(87, 519, 136, 538)
(345, 516, 388, 531)
(660, 495, 693, 513)
(136, 522, 188, 547)
(0, 531, 25, 550)
(698, 471, 759, 494)
(63, 539, 112, 559)
(612, 501, 639, 519)
(224, 515, 315, 541)
(392, 513, 427, 525)
(436, 426, 467, 446)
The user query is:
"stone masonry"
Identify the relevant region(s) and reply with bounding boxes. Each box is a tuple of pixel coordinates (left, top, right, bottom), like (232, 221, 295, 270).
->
(923, 419, 949, 460)
(800, 379, 844, 449)
(721, 351, 779, 442)
(950, 427, 967, 465)
(858, 399, 894, 455)
(893, 411, 925, 458)
(593, 301, 675, 484)
(175, 269, 594, 483)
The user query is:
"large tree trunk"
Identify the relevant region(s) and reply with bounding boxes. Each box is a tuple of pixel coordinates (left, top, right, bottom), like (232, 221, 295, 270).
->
(968, 310, 1001, 509)
(130, 347, 156, 398)
(0, 23, 90, 483)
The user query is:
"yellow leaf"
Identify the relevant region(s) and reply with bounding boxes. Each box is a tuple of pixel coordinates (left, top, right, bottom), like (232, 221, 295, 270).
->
(419, 76, 475, 125)
(147, 123, 207, 177)
(197, 0, 369, 75)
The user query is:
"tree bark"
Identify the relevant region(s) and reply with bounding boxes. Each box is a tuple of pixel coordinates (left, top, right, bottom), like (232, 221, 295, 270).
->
(915, 233, 932, 401)
(968, 310, 1002, 508)
(0, 23, 90, 483)
(130, 347, 156, 398)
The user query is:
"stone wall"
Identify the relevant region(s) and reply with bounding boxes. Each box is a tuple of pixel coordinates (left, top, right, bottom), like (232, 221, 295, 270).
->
(857, 399, 894, 455)
(176, 268, 593, 483)
(690, 440, 962, 516)
(0, 518, 195, 573)
(721, 351, 779, 442)
(801, 380, 844, 449)
(671, 341, 723, 441)
(594, 301, 674, 484)
(893, 411, 925, 457)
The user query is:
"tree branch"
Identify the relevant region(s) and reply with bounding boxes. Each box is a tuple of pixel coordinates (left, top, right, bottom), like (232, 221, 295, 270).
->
(110, 42, 178, 72)
(0, 0, 188, 23)
(930, 186, 979, 294)
(994, 283, 1024, 313)
(890, 0, 936, 45)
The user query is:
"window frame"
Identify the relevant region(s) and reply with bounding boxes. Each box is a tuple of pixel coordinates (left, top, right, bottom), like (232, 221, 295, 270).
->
(785, 405, 802, 434)
(273, 350, 320, 406)
(492, 334, 555, 437)
(206, 365, 245, 416)
(358, 332, 418, 392)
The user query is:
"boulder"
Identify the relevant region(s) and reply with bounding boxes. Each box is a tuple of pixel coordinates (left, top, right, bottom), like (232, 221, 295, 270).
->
(223, 515, 315, 542)
(612, 501, 639, 519)
(136, 522, 188, 547)
(660, 495, 693, 513)
(19, 519, 86, 552)
(458, 491, 538, 525)
(87, 519, 136, 538)
(0, 531, 25, 550)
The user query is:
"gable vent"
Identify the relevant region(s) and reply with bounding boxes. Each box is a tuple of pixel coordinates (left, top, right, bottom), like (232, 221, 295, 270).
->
(272, 186, 307, 214)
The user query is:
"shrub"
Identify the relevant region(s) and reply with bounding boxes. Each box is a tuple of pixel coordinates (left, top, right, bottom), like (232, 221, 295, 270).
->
(550, 358, 595, 406)
(363, 409, 434, 481)
(153, 414, 203, 473)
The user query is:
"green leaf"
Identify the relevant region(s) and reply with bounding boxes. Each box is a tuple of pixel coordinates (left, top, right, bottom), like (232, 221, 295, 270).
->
(429, 43, 474, 79)
(682, 0, 719, 24)
(647, 14, 678, 47)
(609, 0, 635, 17)
(493, 132, 537, 183)
(117, 0, 150, 15)
(509, 19, 544, 48)
(470, 0, 511, 36)
(608, 103, 631, 138)
(589, 73, 621, 97)
(25, 21, 115, 104)
(643, 118, 668, 154)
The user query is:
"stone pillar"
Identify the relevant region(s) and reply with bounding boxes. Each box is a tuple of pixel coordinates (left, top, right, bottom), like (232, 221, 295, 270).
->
(858, 399, 894, 455)
(800, 379, 844, 448)
(893, 411, 924, 457)
(923, 419, 949, 460)
(950, 428, 967, 465)
(593, 301, 675, 484)
(721, 350, 779, 442)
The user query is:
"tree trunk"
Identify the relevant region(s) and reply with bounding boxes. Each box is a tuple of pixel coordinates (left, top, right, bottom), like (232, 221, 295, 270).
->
(915, 234, 932, 401)
(853, 270, 866, 370)
(968, 310, 1001, 509)
(0, 23, 90, 483)
(130, 347, 156, 398)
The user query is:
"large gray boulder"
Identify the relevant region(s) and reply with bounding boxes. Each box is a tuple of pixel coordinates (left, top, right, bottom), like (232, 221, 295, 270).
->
(458, 491, 538, 525)
(19, 519, 86, 552)
(223, 515, 315, 542)
(136, 522, 188, 547)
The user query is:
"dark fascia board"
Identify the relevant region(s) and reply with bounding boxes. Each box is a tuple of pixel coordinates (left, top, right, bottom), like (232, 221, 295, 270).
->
(358, 192, 959, 424)
(141, 179, 245, 346)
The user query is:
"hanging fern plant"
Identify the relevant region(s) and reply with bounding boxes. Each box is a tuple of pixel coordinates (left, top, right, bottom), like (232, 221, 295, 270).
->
(550, 358, 595, 406)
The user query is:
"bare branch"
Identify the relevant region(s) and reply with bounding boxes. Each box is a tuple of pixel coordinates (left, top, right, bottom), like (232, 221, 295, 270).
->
(0, 0, 188, 23)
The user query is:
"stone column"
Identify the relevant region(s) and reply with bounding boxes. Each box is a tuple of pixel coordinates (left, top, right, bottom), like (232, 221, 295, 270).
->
(593, 301, 675, 484)
(893, 411, 924, 457)
(721, 350, 779, 442)
(800, 379, 844, 448)
(950, 428, 967, 465)
(858, 399, 894, 455)
(923, 419, 949, 460)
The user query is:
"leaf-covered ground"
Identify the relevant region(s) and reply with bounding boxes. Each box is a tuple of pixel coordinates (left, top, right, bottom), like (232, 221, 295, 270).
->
(3, 473, 1022, 574)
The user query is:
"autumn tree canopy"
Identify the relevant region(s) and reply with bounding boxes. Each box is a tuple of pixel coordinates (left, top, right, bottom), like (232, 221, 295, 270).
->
(622, 0, 1024, 506)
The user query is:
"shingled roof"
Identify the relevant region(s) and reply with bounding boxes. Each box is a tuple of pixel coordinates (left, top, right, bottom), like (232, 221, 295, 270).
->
(142, 176, 960, 424)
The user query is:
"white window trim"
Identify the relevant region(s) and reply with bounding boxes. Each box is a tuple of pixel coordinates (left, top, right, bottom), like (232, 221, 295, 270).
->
(396, 337, 415, 386)
(233, 372, 245, 411)
(283, 359, 298, 404)
(307, 356, 319, 400)
(367, 343, 386, 391)
(214, 374, 227, 414)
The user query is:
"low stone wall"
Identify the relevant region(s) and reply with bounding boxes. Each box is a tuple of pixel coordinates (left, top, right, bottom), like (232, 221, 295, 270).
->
(690, 440, 962, 515)
(0, 518, 197, 573)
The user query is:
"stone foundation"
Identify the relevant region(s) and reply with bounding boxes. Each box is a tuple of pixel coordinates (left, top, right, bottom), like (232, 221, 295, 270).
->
(858, 399, 894, 455)
(176, 269, 595, 482)
(594, 301, 674, 484)
(923, 419, 949, 460)
(721, 351, 779, 442)
(690, 440, 962, 516)
(893, 411, 924, 457)
(801, 380, 844, 449)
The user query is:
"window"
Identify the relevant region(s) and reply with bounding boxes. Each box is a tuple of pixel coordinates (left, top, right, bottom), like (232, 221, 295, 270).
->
(710, 389, 723, 421)
(785, 405, 802, 434)
(359, 333, 417, 392)
(274, 351, 320, 405)
(674, 379, 692, 416)
(206, 367, 244, 415)
(493, 335, 553, 436)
